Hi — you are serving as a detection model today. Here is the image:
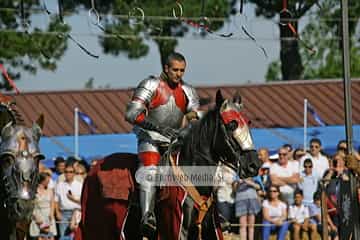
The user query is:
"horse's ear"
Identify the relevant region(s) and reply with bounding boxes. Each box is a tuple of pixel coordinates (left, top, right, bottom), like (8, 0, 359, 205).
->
(36, 113, 45, 130)
(215, 89, 224, 108)
(32, 123, 42, 143)
(1, 121, 14, 140)
(233, 90, 242, 105)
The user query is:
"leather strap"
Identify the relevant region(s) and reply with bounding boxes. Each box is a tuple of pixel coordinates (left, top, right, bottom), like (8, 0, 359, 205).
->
(169, 153, 213, 239)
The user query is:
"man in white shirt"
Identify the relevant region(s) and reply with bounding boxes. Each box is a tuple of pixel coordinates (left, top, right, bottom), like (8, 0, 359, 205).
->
(299, 138, 329, 178)
(289, 190, 317, 240)
(55, 163, 83, 240)
(270, 147, 300, 205)
(298, 159, 320, 206)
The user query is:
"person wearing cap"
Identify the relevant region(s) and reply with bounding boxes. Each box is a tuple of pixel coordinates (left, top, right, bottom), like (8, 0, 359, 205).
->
(253, 165, 271, 199)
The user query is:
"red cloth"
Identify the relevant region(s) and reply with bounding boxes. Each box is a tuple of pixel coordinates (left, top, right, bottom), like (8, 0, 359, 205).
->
(158, 186, 187, 239)
(98, 169, 134, 200)
(75, 153, 137, 240)
(157, 186, 224, 240)
(138, 151, 161, 166)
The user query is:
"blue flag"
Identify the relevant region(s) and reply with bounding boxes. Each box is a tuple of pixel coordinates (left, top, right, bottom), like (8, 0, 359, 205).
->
(307, 103, 326, 126)
(78, 111, 96, 133)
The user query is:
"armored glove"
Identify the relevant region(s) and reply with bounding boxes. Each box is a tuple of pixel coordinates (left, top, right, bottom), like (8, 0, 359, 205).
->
(185, 111, 198, 121)
(138, 120, 179, 140)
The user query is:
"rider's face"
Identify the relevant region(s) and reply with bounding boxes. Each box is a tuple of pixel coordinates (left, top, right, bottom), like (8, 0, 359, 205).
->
(164, 60, 186, 86)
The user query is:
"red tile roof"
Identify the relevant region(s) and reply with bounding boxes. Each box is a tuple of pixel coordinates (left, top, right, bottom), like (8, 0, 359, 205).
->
(10, 79, 360, 136)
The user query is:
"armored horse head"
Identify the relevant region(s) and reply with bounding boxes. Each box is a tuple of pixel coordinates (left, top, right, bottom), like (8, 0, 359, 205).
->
(0, 103, 44, 240)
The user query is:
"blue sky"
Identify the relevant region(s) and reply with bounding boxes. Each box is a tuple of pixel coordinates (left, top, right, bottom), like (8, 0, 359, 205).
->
(16, 3, 286, 92)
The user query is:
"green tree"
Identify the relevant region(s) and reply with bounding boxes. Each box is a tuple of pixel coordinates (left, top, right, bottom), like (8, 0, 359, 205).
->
(0, 0, 69, 90)
(301, 0, 360, 79)
(265, 0, 360, 81)
(249, 0, 318, 80)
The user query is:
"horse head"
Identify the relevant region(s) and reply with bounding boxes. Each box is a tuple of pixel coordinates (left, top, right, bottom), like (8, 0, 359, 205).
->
(213, 90, 261, 178)
(0, 120, 44, 221)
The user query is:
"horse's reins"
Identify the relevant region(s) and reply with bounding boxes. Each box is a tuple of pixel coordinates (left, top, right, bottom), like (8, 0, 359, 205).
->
(168, 153, 213, 240)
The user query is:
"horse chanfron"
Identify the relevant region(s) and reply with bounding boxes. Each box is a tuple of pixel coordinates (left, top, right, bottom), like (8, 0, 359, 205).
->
(215, 90, 261, 179)
(0, 121, 44, 222)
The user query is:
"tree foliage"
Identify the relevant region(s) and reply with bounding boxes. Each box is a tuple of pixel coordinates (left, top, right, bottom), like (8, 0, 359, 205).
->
(248, 0, 319, 80)
(0, 0, 234, 89)
(77, 0, 233, 67)
(265, 0, 360, 81)
(0, 0, 69, 90)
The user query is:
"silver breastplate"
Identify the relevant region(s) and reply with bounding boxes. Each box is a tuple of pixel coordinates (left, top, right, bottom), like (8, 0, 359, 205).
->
(147, 96, 184, 129)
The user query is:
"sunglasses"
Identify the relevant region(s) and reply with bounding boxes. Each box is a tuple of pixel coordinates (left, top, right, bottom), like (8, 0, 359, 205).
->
(310, 145, 320, 149)
(65, 170, 74, 174)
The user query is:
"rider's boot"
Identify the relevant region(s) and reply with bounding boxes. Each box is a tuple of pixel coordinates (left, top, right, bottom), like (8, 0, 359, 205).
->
(140, 186, 157, 238)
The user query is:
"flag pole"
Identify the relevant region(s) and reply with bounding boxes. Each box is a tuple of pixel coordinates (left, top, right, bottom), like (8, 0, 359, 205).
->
(304, 98, 308, 151)
(340, 0, 360, 238)
(74, 107, 79, 159)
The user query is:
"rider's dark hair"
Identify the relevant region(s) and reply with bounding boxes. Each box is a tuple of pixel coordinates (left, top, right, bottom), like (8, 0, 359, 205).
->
(165, 52, 186, 66)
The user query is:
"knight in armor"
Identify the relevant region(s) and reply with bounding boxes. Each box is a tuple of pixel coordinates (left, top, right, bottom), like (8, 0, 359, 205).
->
(125, 52, 200, 236)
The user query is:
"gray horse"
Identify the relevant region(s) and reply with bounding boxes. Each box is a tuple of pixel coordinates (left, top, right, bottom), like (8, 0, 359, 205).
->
(0, 106, 44, 240)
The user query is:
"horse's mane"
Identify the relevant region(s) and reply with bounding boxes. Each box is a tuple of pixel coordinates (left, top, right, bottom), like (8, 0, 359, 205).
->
(179, 107, 219, 166)
(0, 102, 24, 133)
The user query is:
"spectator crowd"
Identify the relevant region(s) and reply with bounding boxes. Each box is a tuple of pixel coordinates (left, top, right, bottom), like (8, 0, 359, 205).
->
(30, 156, 91, 240)
(216, 138, 360, 240)
(30, 138, 360, 240)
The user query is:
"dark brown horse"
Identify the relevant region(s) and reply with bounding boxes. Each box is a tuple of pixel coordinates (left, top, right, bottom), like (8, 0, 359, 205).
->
(0, 104, 45, 240)
(77, 90, 261, 240)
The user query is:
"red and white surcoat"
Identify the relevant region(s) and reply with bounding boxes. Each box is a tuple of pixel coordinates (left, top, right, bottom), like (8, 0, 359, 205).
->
(125, 76, 200, 166)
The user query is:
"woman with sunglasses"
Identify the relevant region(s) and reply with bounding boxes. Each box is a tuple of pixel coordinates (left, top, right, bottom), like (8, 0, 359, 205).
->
(262, 185, 289, 240)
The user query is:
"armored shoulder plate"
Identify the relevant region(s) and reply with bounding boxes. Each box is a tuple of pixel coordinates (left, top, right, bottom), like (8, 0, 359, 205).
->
(182, 83, 200, 112)
(134, 76, 160, 104)
(125, 77, 160, 124)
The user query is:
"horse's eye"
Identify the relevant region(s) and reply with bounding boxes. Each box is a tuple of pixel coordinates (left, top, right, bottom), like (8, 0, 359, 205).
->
(0, 155, 15, 170)
(226, 120, 238, 132)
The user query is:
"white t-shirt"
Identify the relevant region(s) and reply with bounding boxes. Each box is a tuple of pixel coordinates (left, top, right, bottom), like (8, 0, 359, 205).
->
(55, 179, 83, 210)
(262, 200, 287, 220)
(299, 153, 329, 178)
(270, 161, 299, 194)
(216, 165, 237, 204)
(289, 204, 310, 224)
(48, 178, 55, 190)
